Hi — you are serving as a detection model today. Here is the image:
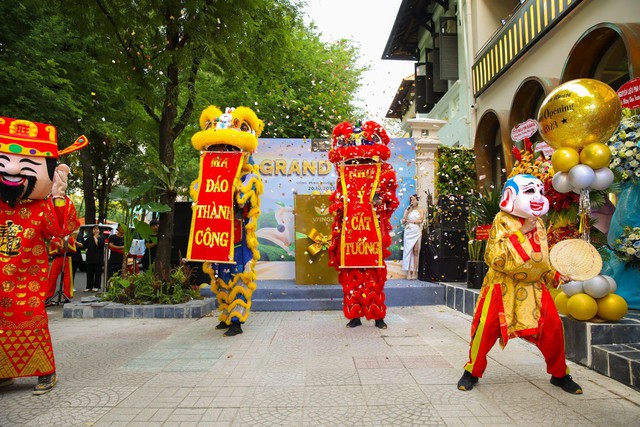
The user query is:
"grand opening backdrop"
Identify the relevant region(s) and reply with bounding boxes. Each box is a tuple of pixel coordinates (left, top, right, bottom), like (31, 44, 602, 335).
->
(252, 137, 416, 280)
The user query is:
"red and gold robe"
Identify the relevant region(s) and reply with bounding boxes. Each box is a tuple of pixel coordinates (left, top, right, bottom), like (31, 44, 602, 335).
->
(0, 197, 78, 378)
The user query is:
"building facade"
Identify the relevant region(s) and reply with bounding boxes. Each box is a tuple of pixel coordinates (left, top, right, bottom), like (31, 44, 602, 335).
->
(384, 0, 640, 192)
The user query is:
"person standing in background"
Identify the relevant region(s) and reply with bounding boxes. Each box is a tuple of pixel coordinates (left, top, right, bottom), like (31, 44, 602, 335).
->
(83, 225, 105, 291)
(107, 224, 125, 280)
(401, 194, 424, 280)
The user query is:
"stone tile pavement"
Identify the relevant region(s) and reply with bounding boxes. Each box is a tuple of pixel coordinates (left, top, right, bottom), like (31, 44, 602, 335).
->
(2, 302, 640, 427)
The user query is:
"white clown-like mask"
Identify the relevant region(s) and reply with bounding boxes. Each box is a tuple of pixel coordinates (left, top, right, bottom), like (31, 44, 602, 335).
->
(499, 174, 549, 219)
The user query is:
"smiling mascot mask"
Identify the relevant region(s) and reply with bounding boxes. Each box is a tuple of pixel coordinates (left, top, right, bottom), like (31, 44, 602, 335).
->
(499, 174, 550, 219)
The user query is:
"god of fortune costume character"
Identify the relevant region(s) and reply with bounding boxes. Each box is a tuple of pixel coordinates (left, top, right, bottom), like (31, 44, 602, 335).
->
(45, 235, 77, 303)
(189, 106, 263, 337)
(328, 120, 398, 329)
(0, 117, 87, 394)
(457, 174, 582, 394)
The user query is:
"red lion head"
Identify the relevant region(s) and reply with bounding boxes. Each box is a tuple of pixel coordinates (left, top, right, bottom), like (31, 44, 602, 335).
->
(328, 120, 391, 163)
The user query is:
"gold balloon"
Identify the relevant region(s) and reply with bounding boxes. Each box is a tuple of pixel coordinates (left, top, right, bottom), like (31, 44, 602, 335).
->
(551, 147, 580, 173)
(538, 79, 622, 151)
(596, 293, 628, 321)
(554, 292, 570, 315)
(580, 142, 611, 169)
(567, 292, 598, 321)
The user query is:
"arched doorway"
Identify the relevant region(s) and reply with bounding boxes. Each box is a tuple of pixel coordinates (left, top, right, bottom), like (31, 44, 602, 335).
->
(509, 77, 559, 147)
(562, 23, 640, 89)
(474, 110, 511, 190)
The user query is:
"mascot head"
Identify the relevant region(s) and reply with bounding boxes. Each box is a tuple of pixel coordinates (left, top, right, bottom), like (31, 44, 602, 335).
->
(500, 174, 549, 218)
(191, 106, 264, 153)
(0, 117, 87, 204)
(328, 120, 391, 164)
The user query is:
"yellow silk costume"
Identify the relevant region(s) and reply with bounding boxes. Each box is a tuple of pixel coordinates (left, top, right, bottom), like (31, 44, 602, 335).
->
(480, 211, 559, 346)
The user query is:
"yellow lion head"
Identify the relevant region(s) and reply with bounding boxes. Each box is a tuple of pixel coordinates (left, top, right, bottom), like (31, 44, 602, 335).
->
(191, 105, 264, 153)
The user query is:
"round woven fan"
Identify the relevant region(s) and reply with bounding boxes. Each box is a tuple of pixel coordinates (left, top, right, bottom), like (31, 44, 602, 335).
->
(549, 238, 602, 281)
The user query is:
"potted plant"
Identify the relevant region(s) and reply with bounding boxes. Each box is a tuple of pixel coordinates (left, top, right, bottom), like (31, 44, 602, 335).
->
(465, 187, 501, 288)
(465, 212, 486, 289)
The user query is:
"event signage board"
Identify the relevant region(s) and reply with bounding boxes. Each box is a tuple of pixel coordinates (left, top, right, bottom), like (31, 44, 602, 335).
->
(186, 151, 243, 263)
(252, 138, 416, 267)
(511, 119, 539, 142)
(294, 194, 338, 284)
(618, 77, 640, 110)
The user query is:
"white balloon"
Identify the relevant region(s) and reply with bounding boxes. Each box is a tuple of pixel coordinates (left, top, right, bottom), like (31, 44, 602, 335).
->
(562, 280, 584, 297)
(602, 275, 617, 294)
(568, 164, 596, 190)
(583, 275, 610, 299)
(552, 172, 573, 193)
(590, 167, 615, 191)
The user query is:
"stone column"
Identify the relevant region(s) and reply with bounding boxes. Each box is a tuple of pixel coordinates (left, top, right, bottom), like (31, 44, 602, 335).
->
(407, 118, 447, 205)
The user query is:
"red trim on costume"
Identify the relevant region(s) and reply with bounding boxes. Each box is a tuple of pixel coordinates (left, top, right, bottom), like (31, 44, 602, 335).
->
(529, 230, 541, 253)
(509, 234, 531, 261)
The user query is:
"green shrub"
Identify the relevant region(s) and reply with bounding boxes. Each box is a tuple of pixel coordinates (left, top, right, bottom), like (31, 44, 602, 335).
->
(103, 264, 201, 305)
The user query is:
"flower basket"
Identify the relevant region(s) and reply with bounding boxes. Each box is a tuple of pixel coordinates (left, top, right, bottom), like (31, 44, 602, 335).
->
(613, 226, 640, 270)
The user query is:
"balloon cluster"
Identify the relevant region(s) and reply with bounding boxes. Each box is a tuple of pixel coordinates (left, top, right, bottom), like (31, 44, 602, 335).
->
(550, 143, 615, 193)
(554, 275, 628, 322)
(538, 79, 622, 239)
(540, 79, 622, 194)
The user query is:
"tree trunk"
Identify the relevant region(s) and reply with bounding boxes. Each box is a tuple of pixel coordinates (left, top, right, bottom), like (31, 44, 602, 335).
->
(155, 60, 179, 279)
(81, 136, 97, 224)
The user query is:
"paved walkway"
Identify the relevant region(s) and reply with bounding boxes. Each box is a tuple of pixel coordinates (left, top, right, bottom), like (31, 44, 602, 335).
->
(1, 283, 639, 426)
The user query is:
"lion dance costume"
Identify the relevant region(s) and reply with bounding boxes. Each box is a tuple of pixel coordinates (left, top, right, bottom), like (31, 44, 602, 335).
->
(190, 106, 263, 337)
(457, 174, 582, 394)
(328, 120, 398, 329)
(0, 117, 86, 394)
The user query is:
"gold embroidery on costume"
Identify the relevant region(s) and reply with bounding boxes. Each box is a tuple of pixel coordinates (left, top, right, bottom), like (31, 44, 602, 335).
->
(0, 221, 23, 256)
(23, 228, 36, 240)
(2, 280, 14, 292)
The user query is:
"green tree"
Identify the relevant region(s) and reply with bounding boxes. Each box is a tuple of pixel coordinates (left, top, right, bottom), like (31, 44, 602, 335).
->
(0, 0, 151, 223)
(2, 1, 365, 279)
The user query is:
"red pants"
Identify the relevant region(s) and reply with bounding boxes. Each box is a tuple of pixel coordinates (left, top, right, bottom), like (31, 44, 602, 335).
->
(464, 283, 569, 378)
(47, 256, 73, 300)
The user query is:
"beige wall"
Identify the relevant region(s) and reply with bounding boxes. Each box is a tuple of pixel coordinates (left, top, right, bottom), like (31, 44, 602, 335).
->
(475, 0, 640, 119)
(472, 0, 520, 54)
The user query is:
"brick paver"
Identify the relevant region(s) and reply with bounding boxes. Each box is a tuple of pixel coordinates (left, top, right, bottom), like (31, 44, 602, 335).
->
(1, 283, 639, 426)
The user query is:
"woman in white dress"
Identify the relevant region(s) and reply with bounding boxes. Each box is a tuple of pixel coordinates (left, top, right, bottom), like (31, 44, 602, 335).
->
(401, 194, 424, 280)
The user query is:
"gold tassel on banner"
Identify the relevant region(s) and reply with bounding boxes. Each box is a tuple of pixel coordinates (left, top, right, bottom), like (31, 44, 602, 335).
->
(306, 228, 330, 256)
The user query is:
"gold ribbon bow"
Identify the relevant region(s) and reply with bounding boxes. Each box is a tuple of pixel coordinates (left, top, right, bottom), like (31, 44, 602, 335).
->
(307, 228, 330, 256)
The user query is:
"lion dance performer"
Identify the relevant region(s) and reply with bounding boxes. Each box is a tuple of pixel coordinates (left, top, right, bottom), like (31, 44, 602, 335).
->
(0, 116, 86, 394)
(189, 106, 263, 337)
(328, 120, 398, 329)
(457, 174, 582, 394)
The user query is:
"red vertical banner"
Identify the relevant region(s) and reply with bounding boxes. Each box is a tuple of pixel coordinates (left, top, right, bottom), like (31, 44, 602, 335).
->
(339, 163, 383, 268)
(187, 151, 243, 263)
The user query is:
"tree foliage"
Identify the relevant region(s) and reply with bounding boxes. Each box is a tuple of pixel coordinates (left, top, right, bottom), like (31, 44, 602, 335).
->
(1, 0, 365, 277)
